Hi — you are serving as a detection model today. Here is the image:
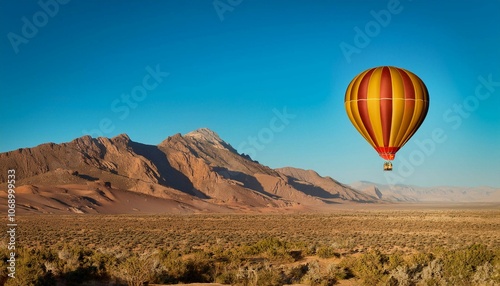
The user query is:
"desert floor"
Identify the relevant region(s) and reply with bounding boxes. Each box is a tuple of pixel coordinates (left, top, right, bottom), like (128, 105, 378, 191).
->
(3, 203, 499, 285)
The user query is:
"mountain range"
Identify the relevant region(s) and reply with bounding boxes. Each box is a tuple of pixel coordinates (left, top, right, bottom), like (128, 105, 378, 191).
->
(0, 128, 498, 214)
(351, 181, 500, 203)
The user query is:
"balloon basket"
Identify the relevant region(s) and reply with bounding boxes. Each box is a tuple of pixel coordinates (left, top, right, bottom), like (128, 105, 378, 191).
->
(383, 161, 393, 171)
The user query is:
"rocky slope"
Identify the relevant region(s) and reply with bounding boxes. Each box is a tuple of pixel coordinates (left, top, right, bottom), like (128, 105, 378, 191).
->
(276, 167, 376, 202)
(0, 128, 379, 214)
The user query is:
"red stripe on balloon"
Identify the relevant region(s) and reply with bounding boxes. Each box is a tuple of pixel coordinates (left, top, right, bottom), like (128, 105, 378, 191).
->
(379, 67, 392, 147)
(400, 70, 415, 100)
(356, 69, 372, 100)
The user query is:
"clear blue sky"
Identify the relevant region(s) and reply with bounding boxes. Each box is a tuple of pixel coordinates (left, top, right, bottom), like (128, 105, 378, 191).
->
(1, 0, 499, 187)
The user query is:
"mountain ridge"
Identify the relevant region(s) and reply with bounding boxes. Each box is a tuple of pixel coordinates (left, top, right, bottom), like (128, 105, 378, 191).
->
(0, 128, 379, 214)
(350, 181, 500, 203)
(2, 128, 498, 214)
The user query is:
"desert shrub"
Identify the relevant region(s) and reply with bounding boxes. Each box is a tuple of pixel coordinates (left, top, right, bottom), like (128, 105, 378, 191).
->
(419, 259, 445, 286)
(317, 246, 340, 259)
(181, 252, 215, 283)
(158, 250, 215, 283)
(255, 264, 284, 286)
(235, 266, 258, 286)
(408, 252, 434, 269)
(89, 250, 119, 280)
(3, 241, 498, 286)
(299, 260, 346, 286)
(7, 213, 500, 285)
(301, 260, 322, 286)
(324, 263, 349, 282)
(157, 250, 185, 283)
(441, 244, 494, 285)
(387, 251, 406, 271)
(284, 264, 308, 284)
(471, 262, 497, 285)
(116, 253, 162, 286)
(242, 238, 294, 262)
(57, 245, 117, 285)
(0, 249, 10, 285)
(387, 265, 412, 286)
(4, 248, 57, 286)
(215, 270, 238, 284)
(341, 249, 388, 285)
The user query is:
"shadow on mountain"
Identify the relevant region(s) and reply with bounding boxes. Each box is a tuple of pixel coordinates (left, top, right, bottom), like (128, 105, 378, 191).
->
(82, 196, 101, 206)
(212, 167, 280, 199)
(286, 177, 340, 199)
(129, 141, 209, 199)
(51, 197, 71, 207)
(77, 174, 99, 181)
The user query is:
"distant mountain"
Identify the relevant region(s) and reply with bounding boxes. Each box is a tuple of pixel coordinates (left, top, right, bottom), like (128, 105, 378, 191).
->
(0, 128, 379, 214)
(351, 181, 500, 203)
(276, 167, 376, 202)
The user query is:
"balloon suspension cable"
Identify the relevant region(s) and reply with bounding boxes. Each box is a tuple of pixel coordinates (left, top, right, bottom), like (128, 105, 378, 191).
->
(383, 161, 393, 171)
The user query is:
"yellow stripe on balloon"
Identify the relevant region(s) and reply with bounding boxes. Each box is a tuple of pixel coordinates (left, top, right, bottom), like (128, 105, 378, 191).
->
(366, 67, 384, 146)
(399, 71, 426, 145)
(346, 70, 376, 147)
(345, 102, 375, 148)
(400, 100, 423, 146)
(407, 71, 424, 101)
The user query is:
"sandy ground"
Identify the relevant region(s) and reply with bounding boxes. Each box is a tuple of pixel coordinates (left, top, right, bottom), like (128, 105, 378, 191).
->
(1, 182, 499, 216)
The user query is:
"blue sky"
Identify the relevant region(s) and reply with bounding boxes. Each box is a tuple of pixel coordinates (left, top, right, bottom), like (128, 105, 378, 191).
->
(1, 0, 499, 187)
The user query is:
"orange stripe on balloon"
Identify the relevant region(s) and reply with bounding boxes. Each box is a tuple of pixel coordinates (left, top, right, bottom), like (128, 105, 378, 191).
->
(366, 68, 384, 146)
(345, 70, 377, 147)
(357, 68, 378, 147)
(400, 71, 426, 146)
(393, 69, 416, 146)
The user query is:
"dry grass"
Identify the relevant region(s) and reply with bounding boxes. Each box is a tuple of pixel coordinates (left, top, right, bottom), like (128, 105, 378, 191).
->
(1, 209, 499, 285)
(12, 210, 500, 253)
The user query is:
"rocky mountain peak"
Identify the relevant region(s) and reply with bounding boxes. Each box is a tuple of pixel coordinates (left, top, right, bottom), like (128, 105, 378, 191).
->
(186, 128, 221, 142)
(185, 128, 236, 153)
(0, 128, 388, 214)
(112, 133, 131, 141)
(110, 133, 131, 146)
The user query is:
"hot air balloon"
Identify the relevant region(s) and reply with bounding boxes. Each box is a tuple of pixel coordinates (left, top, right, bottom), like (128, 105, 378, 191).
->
(344, 66, 429, 171)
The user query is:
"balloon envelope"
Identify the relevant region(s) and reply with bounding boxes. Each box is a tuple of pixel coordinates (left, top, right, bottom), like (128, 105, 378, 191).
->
(344, 66, 429, 161)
